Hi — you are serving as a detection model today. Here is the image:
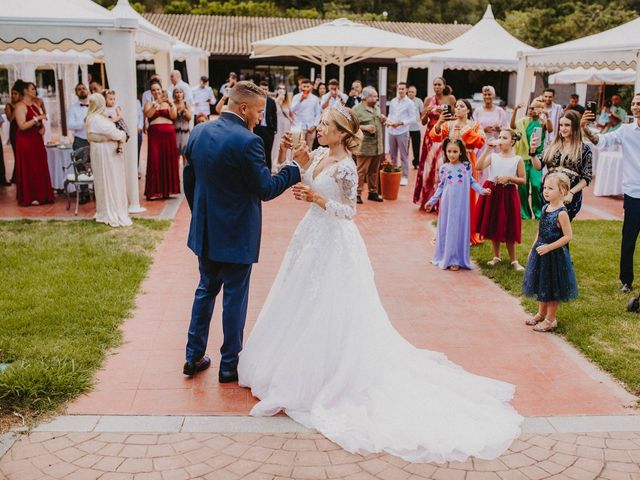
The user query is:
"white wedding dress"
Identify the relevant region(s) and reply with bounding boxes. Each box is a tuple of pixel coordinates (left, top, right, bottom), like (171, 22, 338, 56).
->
(238, 148, 522, 463)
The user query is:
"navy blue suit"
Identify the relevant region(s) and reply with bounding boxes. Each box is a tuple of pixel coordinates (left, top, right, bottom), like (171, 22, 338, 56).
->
(183, 111, 301, 372)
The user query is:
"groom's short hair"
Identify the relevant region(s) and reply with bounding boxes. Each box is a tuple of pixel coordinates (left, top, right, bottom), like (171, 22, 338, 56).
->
(229, 81, 267, 106)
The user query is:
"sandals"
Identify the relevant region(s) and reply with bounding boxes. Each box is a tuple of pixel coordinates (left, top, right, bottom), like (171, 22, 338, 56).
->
(449, 265, 460, 271)
(533, 319, 558, 332)
(487, 257, 501, 266)
(525, 313, 545, 326)
(511, 261, 525, 272)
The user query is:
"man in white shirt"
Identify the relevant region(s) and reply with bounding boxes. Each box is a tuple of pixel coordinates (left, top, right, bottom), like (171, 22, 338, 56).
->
(168, 70, 193, 105)
(291, 78, 322, 148)
(67, 83, 90, 150)
(219, 72, 237, 98)
(321, 78, 348, 110)
(192, 76, 216, 118)
(542, 88, 563, 146)
(582, 93, 640, 292)
(387, 82, 417, 185)
(407, 85, 423, 169)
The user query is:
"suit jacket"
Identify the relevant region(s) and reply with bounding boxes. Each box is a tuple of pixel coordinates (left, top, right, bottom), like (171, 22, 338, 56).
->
(264, 96, 278, 133)
(184, 111, 301, 264)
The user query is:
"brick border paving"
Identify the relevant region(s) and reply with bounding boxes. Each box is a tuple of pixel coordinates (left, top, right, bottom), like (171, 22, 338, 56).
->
(2, 429, 640, 480)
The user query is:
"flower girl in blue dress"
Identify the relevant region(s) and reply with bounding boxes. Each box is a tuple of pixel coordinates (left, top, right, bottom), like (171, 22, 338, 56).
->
(522, 172, 578, 332)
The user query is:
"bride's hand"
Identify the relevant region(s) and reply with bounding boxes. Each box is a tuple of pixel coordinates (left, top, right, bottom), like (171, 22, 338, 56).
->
(292, 183, 315, 202)
(292, 142, 311, 169)
(280, 132, 292, 150)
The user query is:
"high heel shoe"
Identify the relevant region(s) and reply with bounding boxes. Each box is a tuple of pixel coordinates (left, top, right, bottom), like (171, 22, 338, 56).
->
(533, 319, 557, 332)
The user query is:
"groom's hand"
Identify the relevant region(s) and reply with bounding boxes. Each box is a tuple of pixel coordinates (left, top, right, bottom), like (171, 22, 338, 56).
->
(293, 143, 311, 170)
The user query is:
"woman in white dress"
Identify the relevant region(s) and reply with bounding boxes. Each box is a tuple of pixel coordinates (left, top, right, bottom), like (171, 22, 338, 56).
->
(270, 83, 294, 172)
(238, 105, 522, 464)
(85, 93, 131, 227)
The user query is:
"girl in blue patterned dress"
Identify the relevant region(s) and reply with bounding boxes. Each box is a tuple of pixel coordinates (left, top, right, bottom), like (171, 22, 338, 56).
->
(426, 139, 491, 270)
(522, 172, 578, 332)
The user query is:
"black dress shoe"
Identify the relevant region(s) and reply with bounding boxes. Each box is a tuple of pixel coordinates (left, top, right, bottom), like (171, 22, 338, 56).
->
(183, 355, 211, 376)
(356, 195, 363, 204)
(367, 192, 384, 202)
(219, 369, 239, 383)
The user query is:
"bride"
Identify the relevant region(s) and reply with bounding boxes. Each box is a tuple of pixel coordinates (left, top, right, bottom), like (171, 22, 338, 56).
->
(238, 105, 522, 463)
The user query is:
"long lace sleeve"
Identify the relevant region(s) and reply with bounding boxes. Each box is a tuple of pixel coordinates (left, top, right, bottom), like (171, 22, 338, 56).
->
(326, 161, 357, 220)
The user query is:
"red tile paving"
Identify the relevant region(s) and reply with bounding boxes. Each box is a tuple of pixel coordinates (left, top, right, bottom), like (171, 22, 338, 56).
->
(0, 140, 168, 219)
(67, 167, 636, 418)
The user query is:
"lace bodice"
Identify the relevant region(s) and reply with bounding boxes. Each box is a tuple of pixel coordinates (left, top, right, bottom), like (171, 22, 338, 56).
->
(304, 147, 357, 220)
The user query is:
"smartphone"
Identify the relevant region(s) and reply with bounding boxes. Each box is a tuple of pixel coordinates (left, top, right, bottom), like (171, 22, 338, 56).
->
(442, 104, 451, 116)
(586, 101, 597, 115)
(531, 127, 542, 148)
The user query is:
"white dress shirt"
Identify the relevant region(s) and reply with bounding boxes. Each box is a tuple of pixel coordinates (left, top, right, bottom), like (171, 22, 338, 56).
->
(291, 93, 322, 130)
(387, 96, 416, 136)
(67, 101, 89, 140)
(168, 79, 193, 104)
(136, 100, 144, 130)
(596, 121, 640, 198)
(192, 85, 216, 116)
(141, 90, 153, 108)
(321, 92, 348, 109)
(409, 97, 423, 132)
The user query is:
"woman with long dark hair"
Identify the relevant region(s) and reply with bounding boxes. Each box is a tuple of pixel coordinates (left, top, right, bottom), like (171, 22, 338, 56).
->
(5, 80, 24, 184)
(413, 77, 456, 210)
(14, 81, 54, 206)
(144, 80, 180, 200)
(531, 110, 592, 220)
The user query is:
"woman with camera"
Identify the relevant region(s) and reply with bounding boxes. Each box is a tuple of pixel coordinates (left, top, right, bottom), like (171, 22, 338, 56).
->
(14, 81, 54, 206)
(531, 110, 592, 221)
(413, 77, 456, 210)
(144, 80, 180, 200)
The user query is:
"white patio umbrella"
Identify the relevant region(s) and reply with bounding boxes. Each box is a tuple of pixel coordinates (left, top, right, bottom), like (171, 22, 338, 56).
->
(548, 67, 636, 85)
(251, 18, 447, 91)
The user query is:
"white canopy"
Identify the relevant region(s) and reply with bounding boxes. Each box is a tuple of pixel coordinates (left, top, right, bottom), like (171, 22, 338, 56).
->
(0, 0, 175, 213)
(397, 5, 535, 97)
(252, 18, 446, 91)
(549, 67, 636, 86)
(516, 16, 640, 106)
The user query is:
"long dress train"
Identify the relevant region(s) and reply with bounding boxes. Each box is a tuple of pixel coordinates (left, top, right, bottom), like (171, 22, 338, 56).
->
(238, 148, 522, 464)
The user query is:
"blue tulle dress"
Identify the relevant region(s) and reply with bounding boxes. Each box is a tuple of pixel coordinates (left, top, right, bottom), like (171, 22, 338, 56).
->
(523, 205, 578, 302)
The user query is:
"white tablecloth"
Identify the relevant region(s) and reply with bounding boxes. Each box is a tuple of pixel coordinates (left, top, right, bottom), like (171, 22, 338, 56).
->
(594, 147, 623, 196)
(46, 146, 74, 191)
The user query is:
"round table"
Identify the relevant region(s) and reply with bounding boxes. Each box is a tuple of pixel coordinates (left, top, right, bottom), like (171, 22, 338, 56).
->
(46, 145, 74, 192)
(594, 146, 623, 196)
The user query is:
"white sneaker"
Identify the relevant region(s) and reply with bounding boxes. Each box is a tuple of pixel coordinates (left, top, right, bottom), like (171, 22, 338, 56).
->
(400, 177, 408, 186)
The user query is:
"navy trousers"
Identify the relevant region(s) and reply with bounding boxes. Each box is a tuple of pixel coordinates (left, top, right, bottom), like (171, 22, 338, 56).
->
(186, 257, 253, 372)
(621, 194, 640, 288)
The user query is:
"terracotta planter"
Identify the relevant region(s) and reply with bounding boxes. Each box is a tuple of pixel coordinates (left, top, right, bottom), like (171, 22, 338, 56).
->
(380, 170, 402, 200)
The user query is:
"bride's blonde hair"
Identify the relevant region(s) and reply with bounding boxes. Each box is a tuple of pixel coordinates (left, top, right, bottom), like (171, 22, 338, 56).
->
(325, 106, 363, 153)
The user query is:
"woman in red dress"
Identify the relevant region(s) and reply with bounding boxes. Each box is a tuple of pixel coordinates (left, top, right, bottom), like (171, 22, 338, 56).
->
(14, 82, 54, 206)
(413, 77, 456, 210)
(144, 81, 180, 200)
(429, 99, 486, 245)
(5, 81, 23, 184)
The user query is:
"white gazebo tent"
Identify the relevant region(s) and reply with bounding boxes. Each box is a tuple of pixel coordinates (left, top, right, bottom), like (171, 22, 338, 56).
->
(172, 40, 209, 84)
(397, 5, 535, 103)
(0, 0, 174, 213)
(252, 18, 446, 91)
(516, 16, 640, 108)
(0, 49, 95, 142)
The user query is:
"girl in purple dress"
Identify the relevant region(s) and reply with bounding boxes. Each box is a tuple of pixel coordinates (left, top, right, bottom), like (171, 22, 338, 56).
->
(426, 139, 491, 270)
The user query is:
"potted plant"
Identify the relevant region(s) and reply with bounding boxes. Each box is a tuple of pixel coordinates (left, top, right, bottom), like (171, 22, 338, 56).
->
(379, 161, 402, 200)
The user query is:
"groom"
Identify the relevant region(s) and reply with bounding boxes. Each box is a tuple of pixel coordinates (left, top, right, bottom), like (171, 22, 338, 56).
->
(183, 81, 310, 383)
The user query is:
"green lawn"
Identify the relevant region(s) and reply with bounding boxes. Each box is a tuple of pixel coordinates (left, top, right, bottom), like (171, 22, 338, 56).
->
(471, 219, 640, 398)
(0, 219, 169, 420)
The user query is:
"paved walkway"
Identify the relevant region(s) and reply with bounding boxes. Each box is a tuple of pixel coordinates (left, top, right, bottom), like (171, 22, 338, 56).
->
(65, 169, 634, 417)
(2, 164, 638, 479)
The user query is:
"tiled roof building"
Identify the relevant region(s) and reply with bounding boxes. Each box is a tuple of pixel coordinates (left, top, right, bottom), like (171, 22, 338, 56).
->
(143, 14, 472, 57)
